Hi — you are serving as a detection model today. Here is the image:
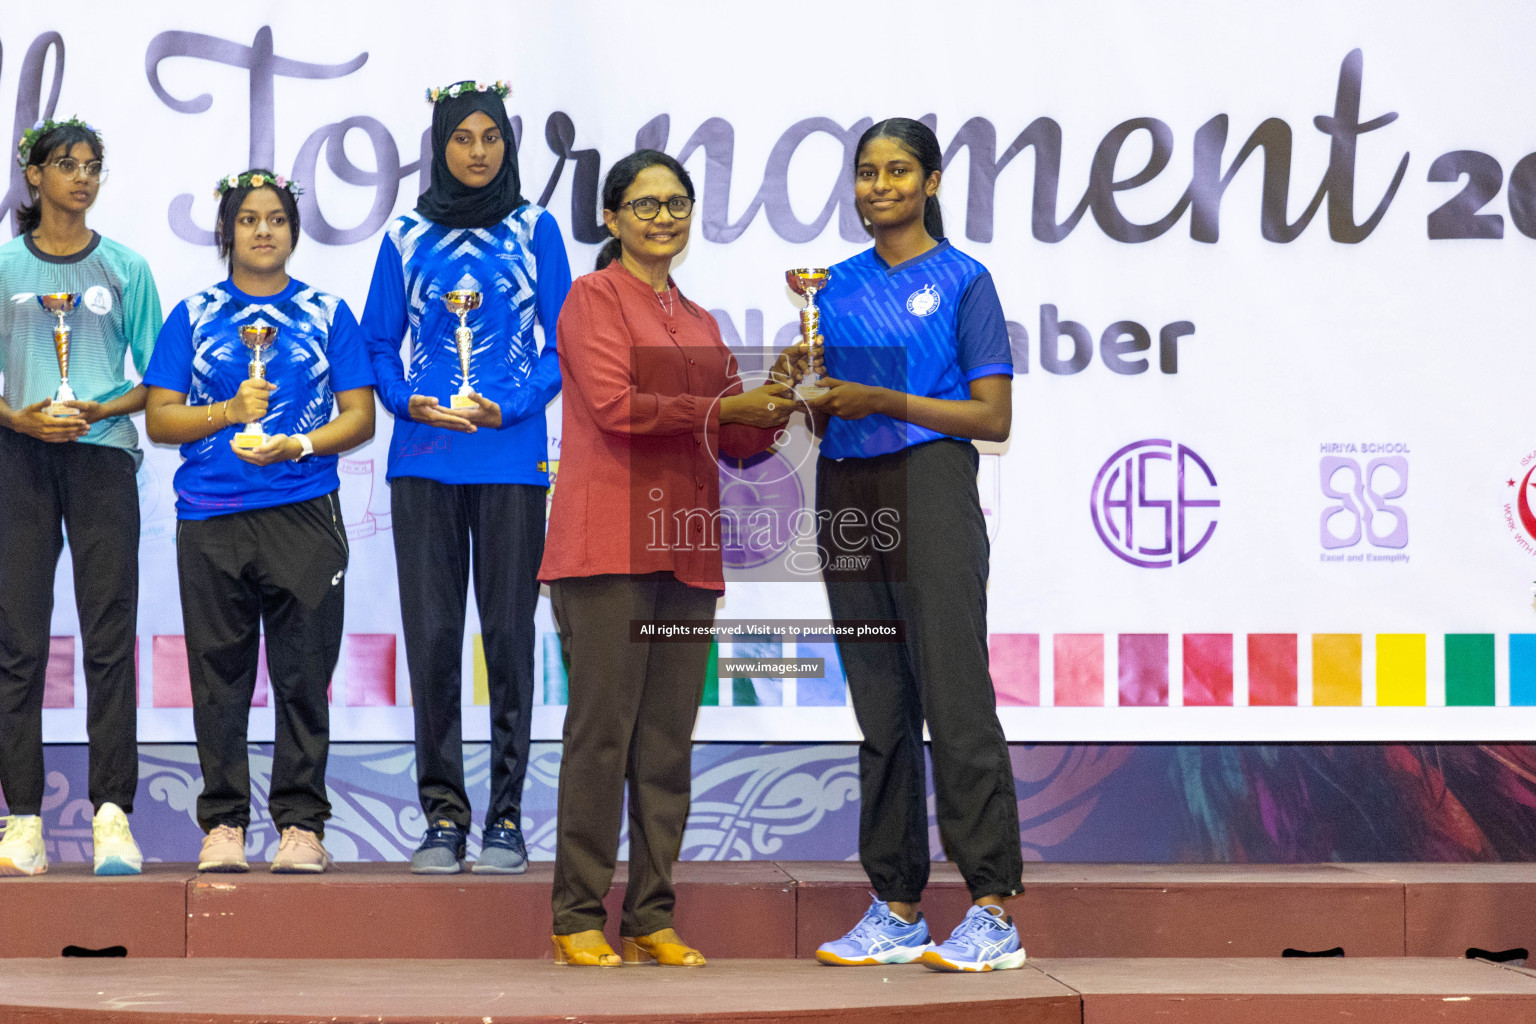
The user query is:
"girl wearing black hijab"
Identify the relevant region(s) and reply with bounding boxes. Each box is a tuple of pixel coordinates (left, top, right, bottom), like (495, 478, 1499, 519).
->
(362, 79, 572, 874)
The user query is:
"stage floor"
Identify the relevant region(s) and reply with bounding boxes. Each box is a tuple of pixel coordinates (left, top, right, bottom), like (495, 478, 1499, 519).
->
(6, 861, 1535, 961)
(2, 957, 1535, 1023)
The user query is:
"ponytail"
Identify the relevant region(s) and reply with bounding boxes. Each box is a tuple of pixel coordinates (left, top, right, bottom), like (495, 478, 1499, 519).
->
(595, 236, 621, 271)
(922, 195, 944, 240)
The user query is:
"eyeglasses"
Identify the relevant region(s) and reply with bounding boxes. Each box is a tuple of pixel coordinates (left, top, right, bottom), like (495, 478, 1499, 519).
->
(45, 157, 107, 182)
(618, 195, 693, 220)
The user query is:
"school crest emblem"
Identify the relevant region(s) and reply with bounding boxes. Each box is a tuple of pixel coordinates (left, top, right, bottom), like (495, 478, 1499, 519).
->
(906, 284, 940, 317)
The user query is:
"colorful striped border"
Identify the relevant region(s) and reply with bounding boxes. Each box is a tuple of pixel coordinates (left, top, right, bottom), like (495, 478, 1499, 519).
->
(68, 630, 1526, 711)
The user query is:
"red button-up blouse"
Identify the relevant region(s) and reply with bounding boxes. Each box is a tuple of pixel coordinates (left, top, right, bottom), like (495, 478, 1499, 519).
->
(539, 261, 776, 592)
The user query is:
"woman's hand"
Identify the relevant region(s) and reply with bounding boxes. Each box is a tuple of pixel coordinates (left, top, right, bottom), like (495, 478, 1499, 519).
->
(456, 393, 502, 430)
(770, 338, 811, 387)
(807, 379, 891, 421)
(3, 399, 89, 442)
(408, 394, 477, 433)
(770, 336, 826, 387)
(719, 381, 794, 428)
(226, 379, 275, 425)
(58, 400, 106, 425)
(231, 432, 301, 467)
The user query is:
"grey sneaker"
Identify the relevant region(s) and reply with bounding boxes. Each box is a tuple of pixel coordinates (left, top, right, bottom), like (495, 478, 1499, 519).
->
(471, 818, 527, 874)
(410, 820, 466, 874)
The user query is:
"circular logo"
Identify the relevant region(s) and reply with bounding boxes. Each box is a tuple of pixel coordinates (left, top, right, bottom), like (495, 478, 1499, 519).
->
(1090, 439, 1220, 568)
(83, 285, 113, 315)
(1502, 447, 1536, 556)
(719, 450, 805, 569)
(906, 284, 940, 317)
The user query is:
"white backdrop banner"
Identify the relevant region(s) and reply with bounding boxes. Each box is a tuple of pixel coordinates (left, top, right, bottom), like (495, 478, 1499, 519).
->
(6, 0, 1536, 743)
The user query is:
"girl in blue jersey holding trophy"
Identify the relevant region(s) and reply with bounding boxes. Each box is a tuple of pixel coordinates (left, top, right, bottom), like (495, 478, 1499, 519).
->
(807, 118, 1025, 973)
(361, 80, 571, 876)
(144, 169, 375, 873)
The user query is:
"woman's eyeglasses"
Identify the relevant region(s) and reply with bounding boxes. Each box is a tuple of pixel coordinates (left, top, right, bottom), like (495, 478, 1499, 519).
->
(618, 195, 693, 220)
(45, 157, 107, 182)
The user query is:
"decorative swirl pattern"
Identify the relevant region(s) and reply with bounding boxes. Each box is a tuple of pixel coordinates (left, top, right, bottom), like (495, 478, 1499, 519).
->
(22, 740, 1536, 866)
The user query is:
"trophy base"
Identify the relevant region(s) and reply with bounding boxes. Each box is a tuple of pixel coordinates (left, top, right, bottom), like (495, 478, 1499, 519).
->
(795, 385, 829, 400)
(449, 394, 477, 410)
(47, 401, 75, 418)
(233, 431, 267, 450)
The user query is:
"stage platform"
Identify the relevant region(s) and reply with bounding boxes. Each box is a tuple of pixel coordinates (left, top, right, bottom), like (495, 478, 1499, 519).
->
(2, 957, 1535, 1023)
(5, 861, 1536, 961)
(3, 859, 1536, 964)
(8, 864, 1536, 1022)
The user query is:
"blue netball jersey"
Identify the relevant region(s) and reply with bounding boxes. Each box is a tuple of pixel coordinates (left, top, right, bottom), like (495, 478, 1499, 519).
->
(361, 203, 569, 485)
(817, 240, 1013, 460)
(144, 278, 373, 519)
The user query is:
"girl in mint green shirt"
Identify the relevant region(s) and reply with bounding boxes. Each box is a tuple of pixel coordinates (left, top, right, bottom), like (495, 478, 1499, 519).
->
(0, 117, 159, 878)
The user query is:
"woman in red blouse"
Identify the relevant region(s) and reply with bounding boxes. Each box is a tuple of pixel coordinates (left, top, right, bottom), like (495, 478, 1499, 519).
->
(540, 150, 791, 968)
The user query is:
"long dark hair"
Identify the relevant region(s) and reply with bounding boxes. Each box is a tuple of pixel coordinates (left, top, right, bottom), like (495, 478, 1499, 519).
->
(214, 170, 301, 271)
(597, 149, 696, 271)
(855, 117, 944, 239)
(17, 124, 105, 234)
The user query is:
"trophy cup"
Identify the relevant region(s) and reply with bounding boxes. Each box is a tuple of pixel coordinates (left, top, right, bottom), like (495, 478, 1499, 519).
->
(37, 293, 80, 417)
(786, 268, 830, 399)
(443, 290, 482, 410)
(232, 325, 278, 450)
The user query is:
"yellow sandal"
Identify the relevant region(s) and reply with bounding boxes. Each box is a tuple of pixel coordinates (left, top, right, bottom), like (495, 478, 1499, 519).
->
(552, 931, 622, 967)
(622, 928, 706, 967)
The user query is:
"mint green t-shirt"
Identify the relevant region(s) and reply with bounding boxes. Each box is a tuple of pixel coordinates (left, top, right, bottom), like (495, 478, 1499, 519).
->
(0, 232, 161, 464)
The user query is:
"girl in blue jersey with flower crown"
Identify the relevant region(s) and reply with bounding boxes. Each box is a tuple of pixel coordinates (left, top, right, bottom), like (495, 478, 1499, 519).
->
(361, 79, 571, 876)
(806, 117, 1025, 973)
(145, 169, 375, 874)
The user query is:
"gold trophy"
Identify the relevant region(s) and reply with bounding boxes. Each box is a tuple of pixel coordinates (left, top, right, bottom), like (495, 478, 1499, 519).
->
(232, 325, 278, 450)
(443, 290, 482, 410)
(37, 293, 80, 416)
(786, 268, 830, 399)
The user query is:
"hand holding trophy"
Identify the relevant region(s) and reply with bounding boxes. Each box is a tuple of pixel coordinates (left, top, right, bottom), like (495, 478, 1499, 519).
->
(232, 325, 278, 450)
(37, 293, 80, 417)
(786, 269, 830, 399)
(443, 290, 483, 410)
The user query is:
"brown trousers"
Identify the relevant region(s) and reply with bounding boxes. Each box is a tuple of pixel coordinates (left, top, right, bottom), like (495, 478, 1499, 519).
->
(549, 573, 716, 935)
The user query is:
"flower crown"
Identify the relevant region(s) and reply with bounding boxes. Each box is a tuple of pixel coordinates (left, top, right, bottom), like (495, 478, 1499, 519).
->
(213, 170, 304, 200)
(425, 80, 511, 104)
(16, 116, 99, 169)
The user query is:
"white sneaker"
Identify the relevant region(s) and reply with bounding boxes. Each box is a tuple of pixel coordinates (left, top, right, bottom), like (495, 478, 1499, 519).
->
(270, 826, 331, 873)
(0, 815, 48, 876)
(92, 803, 143, 876)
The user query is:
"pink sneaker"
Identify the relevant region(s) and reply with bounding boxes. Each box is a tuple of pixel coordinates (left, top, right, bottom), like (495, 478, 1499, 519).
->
(271, 826, 331, 874)
(198, 824, 248, 872)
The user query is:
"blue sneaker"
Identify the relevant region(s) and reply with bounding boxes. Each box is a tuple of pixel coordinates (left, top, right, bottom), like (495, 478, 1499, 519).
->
(816, 896, 933, 965)
(410, 820, 466, 874)
(471, 818, 527, 874)
(921, 904, 1027, 972)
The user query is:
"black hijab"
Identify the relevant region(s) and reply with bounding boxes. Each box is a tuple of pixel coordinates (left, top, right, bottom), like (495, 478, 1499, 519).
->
(415, 84, 525, 229)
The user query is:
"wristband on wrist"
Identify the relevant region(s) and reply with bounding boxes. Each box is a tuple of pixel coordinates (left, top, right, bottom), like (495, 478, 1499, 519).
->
(293, 433, 314, 461)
